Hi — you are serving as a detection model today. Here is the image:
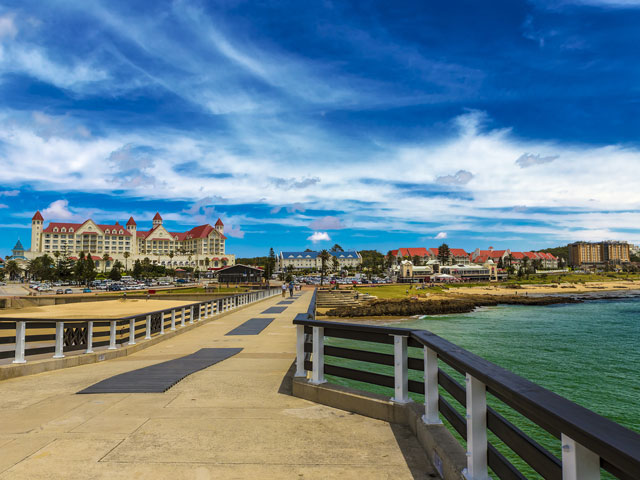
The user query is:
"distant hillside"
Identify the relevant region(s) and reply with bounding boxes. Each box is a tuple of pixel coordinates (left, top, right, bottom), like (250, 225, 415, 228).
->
(537, 245, 568, 260)
(235, 256, 268, 267)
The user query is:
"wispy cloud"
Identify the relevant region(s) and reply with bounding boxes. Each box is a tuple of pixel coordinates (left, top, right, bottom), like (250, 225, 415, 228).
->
(434, 232, 447, 239)
(309, 216, 346, 230)
(436, 170, 474, 185)
(516, 153, 559, 168)
(307, 231, 331, 243)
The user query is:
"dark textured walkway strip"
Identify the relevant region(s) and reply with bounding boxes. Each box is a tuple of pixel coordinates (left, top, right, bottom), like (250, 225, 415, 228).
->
(277, 300, 294, 305)
(225, 318, 274, 336)
(77, 348, 242, 394)
(262, 306, 287, 314)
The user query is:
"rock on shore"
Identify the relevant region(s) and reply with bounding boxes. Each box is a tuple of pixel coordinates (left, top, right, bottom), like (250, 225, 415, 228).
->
(324, 294, 582, 317)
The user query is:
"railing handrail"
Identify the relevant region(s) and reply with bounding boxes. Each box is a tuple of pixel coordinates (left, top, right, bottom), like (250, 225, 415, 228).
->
(0, 288, 278, 323)
(293, 316, 640, 477)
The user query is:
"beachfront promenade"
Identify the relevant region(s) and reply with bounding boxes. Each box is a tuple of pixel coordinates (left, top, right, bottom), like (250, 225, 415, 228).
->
(0, 289, 435, 479)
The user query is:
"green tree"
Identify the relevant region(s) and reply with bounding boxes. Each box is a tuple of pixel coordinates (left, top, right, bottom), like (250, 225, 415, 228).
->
(319, 250, 330, 285)
(264, 247, 276, 280)
(332, 256, 340, 272)
(123, 251, 130, 271)
(109, 260, 123, 281)
(5, 260, 21, 281)
(330, 244, 344, 252)
(102, 253, 110, 273)
(132, 259, 143, 279)
(437, 244, 451, 266)
(84, 254, 96, 285)
(412, 255, 421, 266)
(73, 252, 86, 283)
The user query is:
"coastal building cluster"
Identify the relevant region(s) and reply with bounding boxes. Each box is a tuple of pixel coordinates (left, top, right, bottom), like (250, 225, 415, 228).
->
(5, 211, 235, 272)
(568, 241, 630, 267)
(277, 251, 362, 271)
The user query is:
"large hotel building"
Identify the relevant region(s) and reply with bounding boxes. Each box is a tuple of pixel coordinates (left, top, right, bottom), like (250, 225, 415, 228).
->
(25, 211, 235, 271)
(568, 241, 630, 267)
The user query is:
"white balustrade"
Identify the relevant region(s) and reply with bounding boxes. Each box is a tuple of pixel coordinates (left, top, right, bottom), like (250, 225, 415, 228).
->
(160, 312, 165, 334)
(129, 318, 136, 345)
(391, 335, 409, 404)
(295, 325, 307, 377)
(86, 321, 94, 354)
(53, 322, 65, 358)
(170, 310, 176, 330)
(310, 326, 326, 384)
(145, 314, 151, 339)
(422, 346, 442, 424)
(108, 321, 117, 349)
(463, 374, 490, 480)
(181, 307, 185, 327)
(561, 434, 600, 480)
(13, 321, 26, 364)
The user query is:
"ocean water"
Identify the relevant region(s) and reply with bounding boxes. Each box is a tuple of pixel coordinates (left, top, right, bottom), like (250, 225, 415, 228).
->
(325, 298, 640, 478)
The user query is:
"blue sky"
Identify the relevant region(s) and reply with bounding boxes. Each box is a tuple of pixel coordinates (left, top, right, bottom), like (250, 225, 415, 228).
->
(1, 0, 639, 258)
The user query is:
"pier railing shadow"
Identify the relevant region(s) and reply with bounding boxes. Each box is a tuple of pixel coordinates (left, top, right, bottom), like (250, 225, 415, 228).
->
(293, 290, 640, 480)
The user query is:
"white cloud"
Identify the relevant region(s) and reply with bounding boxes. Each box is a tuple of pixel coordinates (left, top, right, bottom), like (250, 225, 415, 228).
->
(0, 203, 8, 209)
(516, 153, 558, 168)
(0, 13, 17, 39)
(309, 216, 346, 230)
(435, 232, 448, 239)
(435, 170, 474, 185)
(41, 199, 77, 221)
(0, 190, 19, 197)
(225, 224, 245, 239)
(307, 231, 331, 243)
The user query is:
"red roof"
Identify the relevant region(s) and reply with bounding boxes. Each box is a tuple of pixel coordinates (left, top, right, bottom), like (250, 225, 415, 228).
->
(32, 211, 44, 221)
(0, 256, 4, 263)
(510, 252, 525, 259)
(42, 221, 131, 236)
(429, 247, 439, 256)
(449, 248, 468, 257)
(489, 250, 506, 258)
(153, 212, 162, 221)
(474, 255, 489, 263)
(126, 216, 136, 226)
(398, 247, 429, 257)
(215, 218, 224, 226)
(389, 249, 399, 257)
(523, 252, 539, 259)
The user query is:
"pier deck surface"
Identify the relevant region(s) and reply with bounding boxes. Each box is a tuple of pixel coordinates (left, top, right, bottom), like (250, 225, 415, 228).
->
(0, 289, 436, 479)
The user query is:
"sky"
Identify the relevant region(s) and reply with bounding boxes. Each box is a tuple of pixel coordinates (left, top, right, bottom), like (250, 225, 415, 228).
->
(0, 0, 639, 258)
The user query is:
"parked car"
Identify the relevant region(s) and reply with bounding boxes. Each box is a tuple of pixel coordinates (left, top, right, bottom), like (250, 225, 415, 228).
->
(64, 288, 73, 294)
(107, 284, 121, 291)
(56, 289, 64, 294)
(82, 288, 92, 293)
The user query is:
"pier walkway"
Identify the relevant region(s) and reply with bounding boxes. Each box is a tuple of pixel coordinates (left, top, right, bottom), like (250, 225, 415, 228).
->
(0, 290, 436, 479)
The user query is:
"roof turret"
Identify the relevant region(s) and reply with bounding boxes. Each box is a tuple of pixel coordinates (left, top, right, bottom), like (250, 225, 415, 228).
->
(32, 211, 44, 221)
(153, 212, 162, 221)
(126, 216, 137, 226)
(215, 218, 224, 226)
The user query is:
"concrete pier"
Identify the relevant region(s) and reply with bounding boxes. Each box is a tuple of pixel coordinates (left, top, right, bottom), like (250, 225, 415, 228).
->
(0, 290, 436, 479)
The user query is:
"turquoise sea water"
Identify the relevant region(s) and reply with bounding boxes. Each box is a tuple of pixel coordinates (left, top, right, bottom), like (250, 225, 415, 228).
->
(326, 297, 640, 479)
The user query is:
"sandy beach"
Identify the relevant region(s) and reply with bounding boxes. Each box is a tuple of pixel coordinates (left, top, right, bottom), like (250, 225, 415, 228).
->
(449, 280, 640, 296)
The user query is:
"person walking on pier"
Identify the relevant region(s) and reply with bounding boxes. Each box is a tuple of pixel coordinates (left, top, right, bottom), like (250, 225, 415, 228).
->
(289, 281, 295, 297)
(281, 283, 287, 297)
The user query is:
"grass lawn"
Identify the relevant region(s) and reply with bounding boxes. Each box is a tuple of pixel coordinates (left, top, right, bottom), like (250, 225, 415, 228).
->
(355, 284, 444, 299)
(99, 286, 249, 295)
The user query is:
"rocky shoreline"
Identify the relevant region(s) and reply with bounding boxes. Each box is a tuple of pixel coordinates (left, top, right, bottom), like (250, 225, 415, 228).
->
(323, 294, 583, 317)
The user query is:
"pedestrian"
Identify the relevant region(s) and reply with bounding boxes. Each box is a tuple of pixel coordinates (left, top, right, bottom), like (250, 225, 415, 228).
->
(281, 283, 286, 297)
(289, 281, 294, 297)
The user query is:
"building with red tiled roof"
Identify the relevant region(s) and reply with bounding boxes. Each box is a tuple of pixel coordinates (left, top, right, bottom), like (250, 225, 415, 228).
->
(26, 211, 235, 272)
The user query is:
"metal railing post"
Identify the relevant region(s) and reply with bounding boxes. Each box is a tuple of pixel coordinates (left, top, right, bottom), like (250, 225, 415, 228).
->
(13, 321, 26, 364)
(145, 314, 151, 339)
(160, 312, 165, 334)
(295, 325, 306, 377)
(561, 434, 600, 480)
(181, 308, 186, 327)
(86, 321, 94, 353)
(108, 320, 117, 349)
(53, 322, 65, 358)
(170, 310, 176, 330)
(391, 335, 409, 403)
(129, 318, 136, 345)
(423, 346, 442, 424)
(189, 306, 194, 324)
(310, 326, 326, 384)
(464, 374, 490, 480)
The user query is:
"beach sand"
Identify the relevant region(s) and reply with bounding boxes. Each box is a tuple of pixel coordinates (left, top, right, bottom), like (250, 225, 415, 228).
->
(449, 280, 640, 296)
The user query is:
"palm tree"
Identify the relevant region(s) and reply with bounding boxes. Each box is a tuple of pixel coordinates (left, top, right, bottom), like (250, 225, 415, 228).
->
(332, 256, 339, 273)
(168, 250, 174, 267)
(319, 250, 330, 286)
(123, 251, 130, 271)
(102, 253, 110, 273)
(5, 260, 21, 281)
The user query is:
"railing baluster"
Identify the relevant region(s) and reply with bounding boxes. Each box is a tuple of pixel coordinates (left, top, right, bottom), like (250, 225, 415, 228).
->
(310, 326, 326, 384)
(13, 321, 26, 364)
(53, 322, 65, 358)
(295, 325, 306, 377)
(160, 312, 165, 335)
(423, 346, 442, 424)
(189, 306, 194, 324)
(145, 314, 151, 339)
(86, 321, 94, 353)
(391, 334, 409, 404)
(129, 318, 136, 345)
(464, 374, 489, 480)
(108, 320, 117, 349)
(181, 307, 185, 327)
(170, 310, 176, 331)
(561, 434, 600, 480)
